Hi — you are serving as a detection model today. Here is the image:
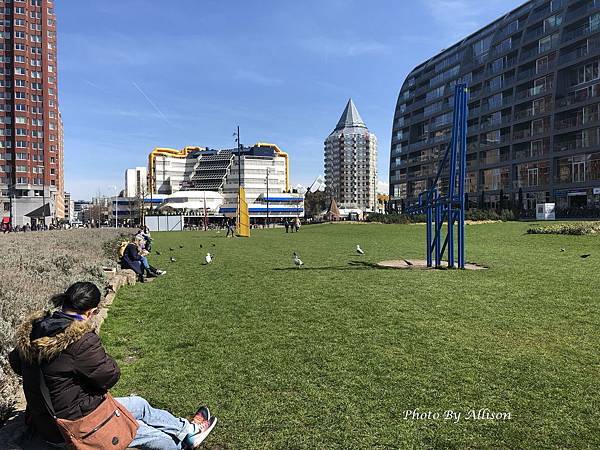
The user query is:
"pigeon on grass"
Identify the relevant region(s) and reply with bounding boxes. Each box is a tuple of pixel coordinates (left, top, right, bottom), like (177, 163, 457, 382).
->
(293, 252, 304, 268)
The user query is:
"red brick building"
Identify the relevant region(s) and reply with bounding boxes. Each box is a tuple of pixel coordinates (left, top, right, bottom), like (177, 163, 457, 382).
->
(0, 0, 63, 226)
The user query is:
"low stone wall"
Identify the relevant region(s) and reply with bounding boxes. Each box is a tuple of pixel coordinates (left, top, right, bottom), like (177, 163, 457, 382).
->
(0, 268, 137, 450)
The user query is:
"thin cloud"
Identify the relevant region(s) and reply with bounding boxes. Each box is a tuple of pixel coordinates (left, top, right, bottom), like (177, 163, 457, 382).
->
(132, 82, 176, 127)
(300, 36, 389, 57)
(234, 69, 283, 86)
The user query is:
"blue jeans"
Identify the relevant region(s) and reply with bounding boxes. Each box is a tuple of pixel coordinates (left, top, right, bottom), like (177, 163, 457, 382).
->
(116, 395, 191, 450)
(141, 256, 150, 269)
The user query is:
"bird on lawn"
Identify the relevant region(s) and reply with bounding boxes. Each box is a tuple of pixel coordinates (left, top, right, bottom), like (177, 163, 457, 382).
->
(156, 251, 161, 255)
(356, 244, 365, 255)
(560, 248, 565, 252)
(170, 257, 177, 262)
(581, 254, 591, 258)
(205, 253, 213, 264)
(199, 244, 203, 248)
(169, 247, 174, 251)
(292, 252, 303, 268)
(179, 245, 184, 249)
(211, 243, 216, 247)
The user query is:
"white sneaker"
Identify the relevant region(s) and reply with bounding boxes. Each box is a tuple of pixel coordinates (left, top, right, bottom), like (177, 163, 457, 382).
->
(183, 416, 217, 449)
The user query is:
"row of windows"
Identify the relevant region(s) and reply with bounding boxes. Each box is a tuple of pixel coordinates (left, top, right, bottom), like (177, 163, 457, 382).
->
(0, 105, 47, 114)
(11, 42, 55, 51)
(0, 128, 44, 136)
(0, 141, 54, 150)
(0, 8, 51, 19)
(2, 0, 46, 5)
(0, 176, 55, 186)
(0, 115, 49, 124)
(0, 79, 50, 91)
(0, 152, 49, 160)
(6, 18, 55, 28)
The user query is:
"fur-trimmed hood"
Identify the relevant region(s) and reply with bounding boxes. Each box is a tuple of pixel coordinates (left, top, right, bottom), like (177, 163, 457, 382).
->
(15, 310, 93, 364)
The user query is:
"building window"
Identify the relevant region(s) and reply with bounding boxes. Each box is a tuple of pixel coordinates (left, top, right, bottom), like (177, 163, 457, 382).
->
(576, 61, 600, 85)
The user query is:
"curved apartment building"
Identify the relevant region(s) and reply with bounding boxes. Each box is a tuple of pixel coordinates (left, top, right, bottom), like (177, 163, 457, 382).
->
(390, 0, 600, 215)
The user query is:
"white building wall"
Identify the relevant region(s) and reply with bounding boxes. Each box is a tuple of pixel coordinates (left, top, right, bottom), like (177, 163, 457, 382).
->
(125, 167, 148, 198)
(222, 155, 286, 208)
(154, 156, 196, 194)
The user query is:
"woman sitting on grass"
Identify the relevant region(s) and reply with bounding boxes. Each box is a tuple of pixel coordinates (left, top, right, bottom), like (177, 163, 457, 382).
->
(9, 281, 217, 449)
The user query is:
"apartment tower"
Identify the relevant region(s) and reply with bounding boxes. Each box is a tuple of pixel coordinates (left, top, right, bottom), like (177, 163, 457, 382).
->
(325, 99, 378, 212)
(390, 0, 600, 215)
(0, 0, 63, 226)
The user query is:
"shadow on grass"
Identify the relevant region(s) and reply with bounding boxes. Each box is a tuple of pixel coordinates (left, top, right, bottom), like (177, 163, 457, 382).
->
(273, 260, 396, 271)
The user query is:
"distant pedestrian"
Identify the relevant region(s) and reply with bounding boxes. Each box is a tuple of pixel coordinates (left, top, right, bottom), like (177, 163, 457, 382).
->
(294, 217, 300, 232)
(284, 220, 289, 233)
(226, 218, 235, 238)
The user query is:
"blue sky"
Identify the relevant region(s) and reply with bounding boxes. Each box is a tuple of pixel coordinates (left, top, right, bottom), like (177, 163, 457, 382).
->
(56, 0, 525, 200)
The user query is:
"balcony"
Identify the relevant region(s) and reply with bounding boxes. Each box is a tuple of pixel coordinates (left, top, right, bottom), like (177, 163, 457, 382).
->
(481, 96, 514, 113)
(556, 82, 600, 107)
(516, 65, 544, 81)
(520, 44, 556, 62)
(563, 23, 600, 43)
(565, 0, 600, 23)
(554, 135, 600, 152)
(515, 83, 553, 100)
(390, 174, 407, 183)
(480, 136, 509, 148)
(522, 24, 560, 45)
(558, 40, 600, 65)
(529, 6, 553, 22)
(513, 129, 533, 140)
(490, 42, 513, 58)
(514, 105, 551, 120)
(555, 112, 600, 130)
(480, 116, 512, 130)
(483, 77, 515, 94)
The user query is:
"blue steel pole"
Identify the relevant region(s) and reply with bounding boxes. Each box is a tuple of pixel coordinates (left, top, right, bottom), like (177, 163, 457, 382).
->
(458, 84, 468, 269)
(447, 86, 461, 268)
(435, 189, 442, 267)
(425, 194, 432, 267)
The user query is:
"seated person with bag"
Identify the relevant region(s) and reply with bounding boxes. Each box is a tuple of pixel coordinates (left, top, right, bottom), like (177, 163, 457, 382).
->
(119, 236, 164, 282)
(8, 282, 217, 449)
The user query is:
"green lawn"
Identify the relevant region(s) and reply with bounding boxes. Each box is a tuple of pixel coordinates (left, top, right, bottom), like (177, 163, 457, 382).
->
(102, 222, 600, 449)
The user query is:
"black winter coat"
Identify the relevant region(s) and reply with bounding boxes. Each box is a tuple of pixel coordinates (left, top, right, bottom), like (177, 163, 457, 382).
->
(9, 311, 120, 444)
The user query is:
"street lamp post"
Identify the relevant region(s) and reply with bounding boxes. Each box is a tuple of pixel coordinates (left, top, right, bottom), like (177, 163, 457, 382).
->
(8, 184, 14, 230)
(109, 186, 118, 228)
(236, 126, 241, 193)
(266, 168, 270, 227)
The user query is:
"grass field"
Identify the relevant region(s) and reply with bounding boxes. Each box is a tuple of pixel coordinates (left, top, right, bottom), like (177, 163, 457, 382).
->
(102, 222, 599, 449)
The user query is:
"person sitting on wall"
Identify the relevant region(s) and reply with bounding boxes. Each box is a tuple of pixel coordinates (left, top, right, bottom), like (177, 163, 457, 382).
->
(135, 235, 166, 278)
(120, 236, 163, 282)
(8, 282, 217, 449)
(136, 226, 152, 251)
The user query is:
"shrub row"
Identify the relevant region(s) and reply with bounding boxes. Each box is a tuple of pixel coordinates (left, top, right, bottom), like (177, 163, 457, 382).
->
(367, 209, 515, 224)
(0, 228, 130, 424)
(527, 222, 600, 235)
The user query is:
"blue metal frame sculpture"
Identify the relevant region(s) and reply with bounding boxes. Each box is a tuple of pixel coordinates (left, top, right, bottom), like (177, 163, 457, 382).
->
(406, 84, 469, 269)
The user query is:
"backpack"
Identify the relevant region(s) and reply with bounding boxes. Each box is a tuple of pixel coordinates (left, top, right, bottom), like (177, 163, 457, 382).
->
(118, 241, 129, 259)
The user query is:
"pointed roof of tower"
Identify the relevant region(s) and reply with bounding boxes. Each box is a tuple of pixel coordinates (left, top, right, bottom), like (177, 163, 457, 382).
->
(334, 98, 366, 131)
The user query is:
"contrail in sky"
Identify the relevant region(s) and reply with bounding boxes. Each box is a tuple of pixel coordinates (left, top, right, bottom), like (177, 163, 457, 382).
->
(132, 81, 174, 126)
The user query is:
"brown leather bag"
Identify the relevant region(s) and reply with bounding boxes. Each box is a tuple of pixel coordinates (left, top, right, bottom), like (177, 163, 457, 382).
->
(38, 365, 139, 449)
